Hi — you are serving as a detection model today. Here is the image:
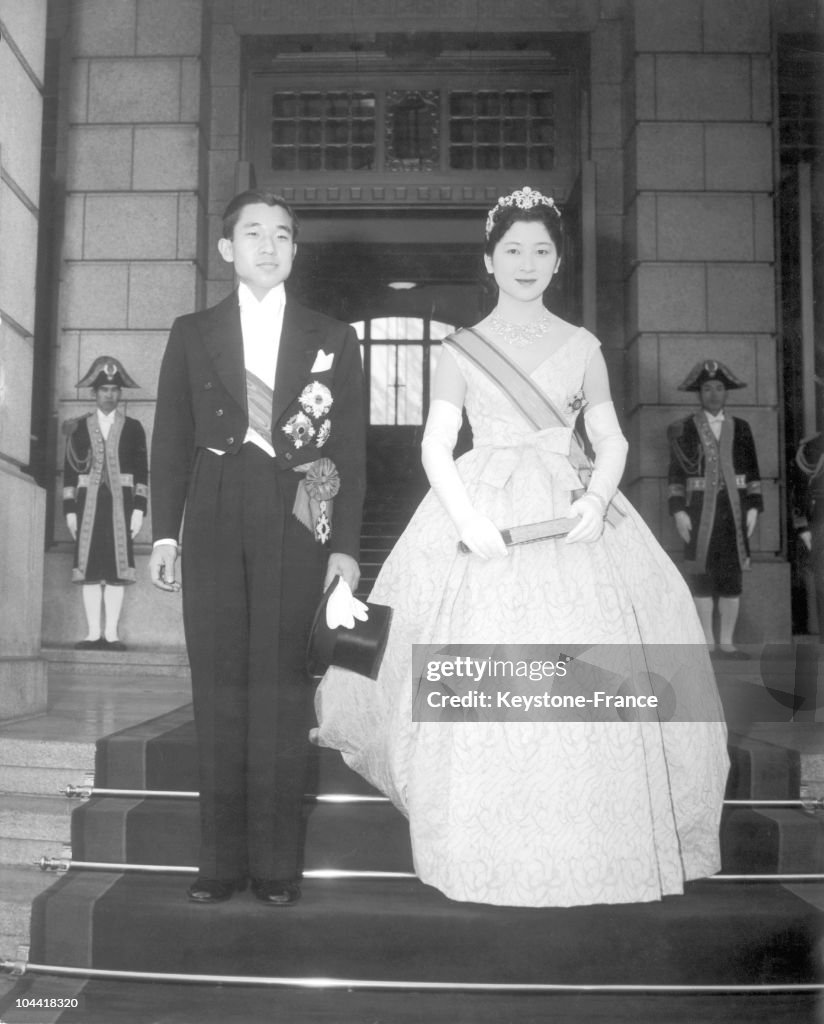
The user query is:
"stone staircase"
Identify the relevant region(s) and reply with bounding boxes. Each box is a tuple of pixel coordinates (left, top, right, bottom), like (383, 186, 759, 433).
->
(0, 652, 192, 962)
(0, 736, 91, 958)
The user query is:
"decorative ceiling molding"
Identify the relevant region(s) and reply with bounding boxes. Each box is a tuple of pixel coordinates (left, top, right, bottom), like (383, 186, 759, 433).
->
(230, 0, 600, 35)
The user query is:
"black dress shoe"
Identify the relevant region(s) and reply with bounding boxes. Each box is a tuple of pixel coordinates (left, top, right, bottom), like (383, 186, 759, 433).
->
(104, 639, 128, 651)
(74, 638, 103, 650)
(187, 878, 246, 903)
(251, 878, 301, 906)
(716, 648, 751, 660)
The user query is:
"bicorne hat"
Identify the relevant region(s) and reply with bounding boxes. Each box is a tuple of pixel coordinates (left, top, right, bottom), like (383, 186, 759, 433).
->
(77, 356, 139, 390)
(678, 359, 746, 392)
(307, 579, 393, 681)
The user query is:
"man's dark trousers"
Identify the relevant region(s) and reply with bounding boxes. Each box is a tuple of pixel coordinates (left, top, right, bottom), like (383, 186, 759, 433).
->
(182, 443, 325, 881)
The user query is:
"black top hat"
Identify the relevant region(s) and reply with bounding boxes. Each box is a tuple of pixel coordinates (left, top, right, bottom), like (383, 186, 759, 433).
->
(77, 356, 139, 390)
(307, 578, 393, 681)
(678, 359, 746, 392)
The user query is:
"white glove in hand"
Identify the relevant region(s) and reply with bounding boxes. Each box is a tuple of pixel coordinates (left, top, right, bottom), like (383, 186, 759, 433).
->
(583, 401, 628, 507)
(130, 509, 144, 539)
(422, 399, 507, 560)
(65, 513, 77, 540)
(746, 507, 758, 539)
(674, 510, 692, 543)
(459, 514, 509, 559)
(566, 494, 605, 544)
(325, 576, 370, 630)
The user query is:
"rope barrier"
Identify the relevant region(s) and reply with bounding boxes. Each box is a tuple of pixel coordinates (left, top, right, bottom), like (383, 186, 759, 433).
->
(33, 858, 824, 882)
(34, 859, 416, 879)
(62, 785, 390, 803)
(1, 959, 822, 994)
(61, 785, 824, 810)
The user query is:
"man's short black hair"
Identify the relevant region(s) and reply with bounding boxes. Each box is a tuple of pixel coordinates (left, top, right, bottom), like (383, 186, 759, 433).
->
(221, 190, 299, 241)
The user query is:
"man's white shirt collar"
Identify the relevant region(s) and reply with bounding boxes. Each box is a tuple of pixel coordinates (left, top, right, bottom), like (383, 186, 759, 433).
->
(704, 409, 725, 440)
(97, 408, 116, 439)
(238, 282, 285, 316)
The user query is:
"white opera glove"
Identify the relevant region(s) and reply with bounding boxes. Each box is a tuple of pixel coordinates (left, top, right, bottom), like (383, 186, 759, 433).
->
(422, 399, 507, 559)
(582, 401, 628, 508)
(130, 509, 144, 539)
(566, 493, 605, 543)
(325, 576, 369, 630)
(65, 513, 77, 540)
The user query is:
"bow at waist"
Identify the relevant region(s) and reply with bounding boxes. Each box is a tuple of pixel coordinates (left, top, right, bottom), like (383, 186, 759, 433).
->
(469, 427, 583, 491)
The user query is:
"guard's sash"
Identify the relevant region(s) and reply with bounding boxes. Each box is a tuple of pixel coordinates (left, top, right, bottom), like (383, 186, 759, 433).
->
(686, 413, 750, 574)
(446, 326, 624, 527)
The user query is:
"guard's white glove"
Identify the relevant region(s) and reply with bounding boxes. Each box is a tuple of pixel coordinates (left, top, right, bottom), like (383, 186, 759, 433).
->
(325, 576, 369, 630)
(674, 509, 692, 543)
(799, 528, 812, 552)
(65, 513, 77, 540)
(130, 509, 144, 539)
(746, 507, 758, 539)
(422, 399, 507, 559)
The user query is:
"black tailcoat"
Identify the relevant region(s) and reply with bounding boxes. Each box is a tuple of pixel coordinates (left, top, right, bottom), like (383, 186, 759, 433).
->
(151, 291, 366, 880)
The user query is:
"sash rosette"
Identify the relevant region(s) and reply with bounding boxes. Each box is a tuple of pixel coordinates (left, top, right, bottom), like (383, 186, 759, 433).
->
(292, 457, 340, 543)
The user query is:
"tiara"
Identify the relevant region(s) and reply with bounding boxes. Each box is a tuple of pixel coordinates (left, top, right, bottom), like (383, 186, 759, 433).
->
(485, 186, 560, 238)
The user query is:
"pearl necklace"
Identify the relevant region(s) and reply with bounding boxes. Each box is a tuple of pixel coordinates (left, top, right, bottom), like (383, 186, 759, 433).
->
(487, 311, 553, 348)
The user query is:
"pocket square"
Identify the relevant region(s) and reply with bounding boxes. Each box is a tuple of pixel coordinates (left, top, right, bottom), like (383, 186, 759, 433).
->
(311, 350, 334, 373)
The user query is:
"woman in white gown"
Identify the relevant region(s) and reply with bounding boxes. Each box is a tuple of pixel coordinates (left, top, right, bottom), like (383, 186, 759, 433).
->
(314, 187, 729, 908)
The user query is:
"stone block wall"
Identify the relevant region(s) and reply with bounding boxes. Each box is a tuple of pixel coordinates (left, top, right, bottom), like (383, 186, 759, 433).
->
(43, 0, 208, 649)
(623, 0, 788, 640)
(0, 0, 48, 714)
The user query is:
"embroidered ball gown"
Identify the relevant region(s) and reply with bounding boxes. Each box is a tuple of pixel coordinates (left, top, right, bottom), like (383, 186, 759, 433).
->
(314, 327, 729, 908)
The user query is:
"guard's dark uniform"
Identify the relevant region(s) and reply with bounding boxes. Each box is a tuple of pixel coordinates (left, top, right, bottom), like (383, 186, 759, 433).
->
(792, 432, 824, 633)
(63, 410, 148, 584)
(668, 413, 762, 597)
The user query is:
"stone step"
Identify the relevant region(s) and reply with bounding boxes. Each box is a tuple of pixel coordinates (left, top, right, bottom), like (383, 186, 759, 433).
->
(0, 766, 89, 798)
(41, 646, 191, 679)
(0, 796, 72, 865)
(0, 837, 67, 867)
(0, 865, 59, 956)
(0, 739, 94, 797)
(801, 752, 824, 798)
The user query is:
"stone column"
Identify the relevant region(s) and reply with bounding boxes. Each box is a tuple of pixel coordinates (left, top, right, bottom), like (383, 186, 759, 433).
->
(623, 0, 789, 642)
(0, 1, 48, 717)
(43, 0, 207, 648)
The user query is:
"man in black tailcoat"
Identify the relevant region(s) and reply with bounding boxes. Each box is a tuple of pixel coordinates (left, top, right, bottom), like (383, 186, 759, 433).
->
(150, 190, 366, 906)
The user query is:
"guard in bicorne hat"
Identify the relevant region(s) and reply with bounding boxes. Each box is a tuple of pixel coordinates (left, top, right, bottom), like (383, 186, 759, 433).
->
(791, 375, 824, 635)
(63, 356, 148, 651)
(667, 360, 762, 658)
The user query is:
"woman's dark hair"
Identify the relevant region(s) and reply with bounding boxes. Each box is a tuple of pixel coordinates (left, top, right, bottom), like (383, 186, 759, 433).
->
(484, 202, 563, 257)
(221, 190, 300, 241)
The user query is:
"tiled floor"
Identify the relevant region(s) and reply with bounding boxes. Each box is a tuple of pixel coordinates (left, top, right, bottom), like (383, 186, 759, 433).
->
(0, 666, 192, 747)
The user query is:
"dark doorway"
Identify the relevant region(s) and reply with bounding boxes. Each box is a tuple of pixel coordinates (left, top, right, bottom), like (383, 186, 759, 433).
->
(289, 231, 489, 508)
